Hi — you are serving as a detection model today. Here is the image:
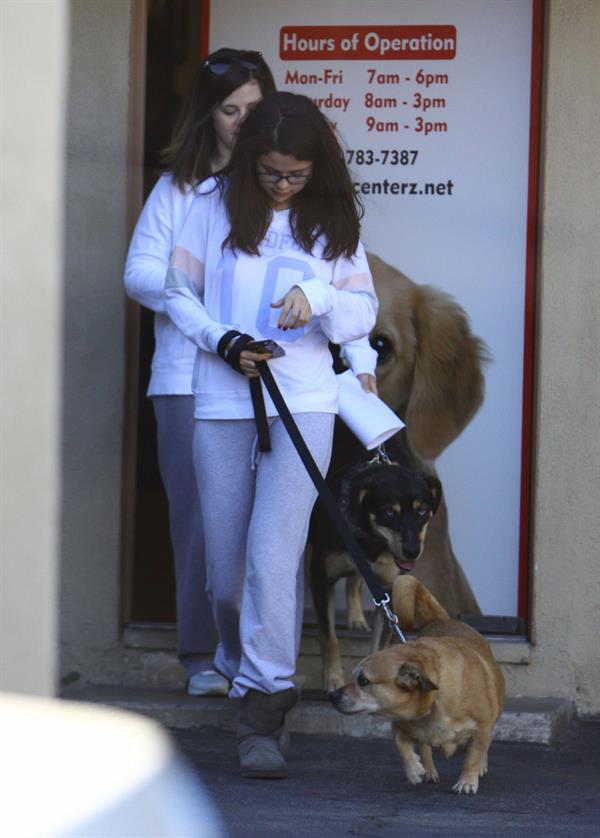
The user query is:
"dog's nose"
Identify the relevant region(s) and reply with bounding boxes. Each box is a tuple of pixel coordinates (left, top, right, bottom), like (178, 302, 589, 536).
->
(402, 545, 421, 560)
(328, 688, 343, 704)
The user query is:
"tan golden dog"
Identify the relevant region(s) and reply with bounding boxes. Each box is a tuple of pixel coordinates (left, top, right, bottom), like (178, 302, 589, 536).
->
(367, 254, 488, 615)
(330, 576, 505, 794)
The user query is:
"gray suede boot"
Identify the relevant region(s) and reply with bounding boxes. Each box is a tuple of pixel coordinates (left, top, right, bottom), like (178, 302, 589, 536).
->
(236, 687, 298, 779)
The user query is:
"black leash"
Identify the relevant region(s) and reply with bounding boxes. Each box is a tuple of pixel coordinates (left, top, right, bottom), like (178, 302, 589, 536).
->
(217, 329, 272, 451)
(255, 359, 407, 644)
(249, 377, 271, 452)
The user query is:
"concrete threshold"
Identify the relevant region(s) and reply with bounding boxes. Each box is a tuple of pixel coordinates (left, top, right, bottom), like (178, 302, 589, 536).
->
(65, 684, 574, 747)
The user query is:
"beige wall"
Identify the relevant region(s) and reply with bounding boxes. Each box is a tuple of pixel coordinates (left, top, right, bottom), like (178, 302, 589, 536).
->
(0, 1, 68, 696)
(59, 0, 132, 678)
(504, 0, 600, 714)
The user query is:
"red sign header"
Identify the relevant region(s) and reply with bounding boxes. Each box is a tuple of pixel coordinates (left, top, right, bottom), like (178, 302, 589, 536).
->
(280, 25, 457, 61)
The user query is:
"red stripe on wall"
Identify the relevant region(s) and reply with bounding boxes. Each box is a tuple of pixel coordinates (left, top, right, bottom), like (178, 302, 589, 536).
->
(518, 0, 545, 623)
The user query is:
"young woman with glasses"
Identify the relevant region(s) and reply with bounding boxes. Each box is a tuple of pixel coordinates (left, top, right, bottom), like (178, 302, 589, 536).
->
(165, 91, 378, 778)
(124, 49, 276, 698)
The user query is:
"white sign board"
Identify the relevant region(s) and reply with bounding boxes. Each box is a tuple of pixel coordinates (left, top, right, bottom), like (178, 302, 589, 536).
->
(208, 0, 540, 617)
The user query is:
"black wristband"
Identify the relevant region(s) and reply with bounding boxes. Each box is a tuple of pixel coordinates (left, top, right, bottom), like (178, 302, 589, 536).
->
(217, 330, 242, 360)
(216, 330, 255, 373)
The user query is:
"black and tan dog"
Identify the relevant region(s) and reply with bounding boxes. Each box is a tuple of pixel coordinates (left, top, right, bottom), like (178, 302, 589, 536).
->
(308, 424, 441, 692)
(330, 576, 505, 795)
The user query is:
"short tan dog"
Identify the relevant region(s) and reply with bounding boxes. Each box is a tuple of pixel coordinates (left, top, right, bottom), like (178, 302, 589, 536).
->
(329, 576, 505, 794)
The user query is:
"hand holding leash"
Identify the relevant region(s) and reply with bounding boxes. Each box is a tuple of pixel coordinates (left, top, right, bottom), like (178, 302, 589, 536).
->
(241, 339, 286, 377)
(239, 348, 273, 377)
(217, 330, 272, 378)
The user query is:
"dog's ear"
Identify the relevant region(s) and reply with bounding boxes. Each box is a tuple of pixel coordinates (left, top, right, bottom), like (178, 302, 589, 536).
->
(424, 474, 442, 514)
(406, 284, 489, 460)
(351, 467, 380, 508)
(396, 662, 438, 692)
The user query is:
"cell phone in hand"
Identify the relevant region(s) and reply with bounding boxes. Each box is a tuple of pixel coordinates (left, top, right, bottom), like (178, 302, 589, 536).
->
(246, 339, 286, 358)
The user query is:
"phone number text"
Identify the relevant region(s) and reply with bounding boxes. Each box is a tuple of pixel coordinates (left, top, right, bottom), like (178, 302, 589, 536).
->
(346, 149, 419, 166)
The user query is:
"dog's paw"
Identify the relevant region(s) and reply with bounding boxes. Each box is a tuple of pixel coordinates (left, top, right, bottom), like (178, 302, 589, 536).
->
(404, 760, 427, 785)
(479, 759, 488, 778)
(347, 615, 370, 631)
(424, 768, 440, 784)
(324, 671, 345, 693)
(452, 775, 479, 795)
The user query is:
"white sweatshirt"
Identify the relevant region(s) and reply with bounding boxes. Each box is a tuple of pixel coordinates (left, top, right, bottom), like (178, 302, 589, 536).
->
(165, 184, 378, 419)
(124, 173, 378, 396)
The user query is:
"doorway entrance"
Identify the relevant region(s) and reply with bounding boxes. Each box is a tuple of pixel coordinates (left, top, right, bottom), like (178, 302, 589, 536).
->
(126, 0, 203, 624)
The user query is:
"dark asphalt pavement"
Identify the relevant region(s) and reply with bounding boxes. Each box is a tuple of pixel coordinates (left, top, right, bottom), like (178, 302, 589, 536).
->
(172, 718, 600, 837)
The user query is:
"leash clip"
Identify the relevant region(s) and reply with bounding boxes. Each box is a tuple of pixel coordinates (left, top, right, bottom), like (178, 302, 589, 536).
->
(372, 592, 407, 644)
(367, 444, 392, 467)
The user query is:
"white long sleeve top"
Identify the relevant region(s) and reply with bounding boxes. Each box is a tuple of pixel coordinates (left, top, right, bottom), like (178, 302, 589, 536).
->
(165, 183, 379, 419)
(124, 174, 199, 394)
(124, 173, 378, 397)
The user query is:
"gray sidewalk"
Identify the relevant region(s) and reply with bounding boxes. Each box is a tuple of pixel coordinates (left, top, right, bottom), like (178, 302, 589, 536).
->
(172, 719, 600, 837)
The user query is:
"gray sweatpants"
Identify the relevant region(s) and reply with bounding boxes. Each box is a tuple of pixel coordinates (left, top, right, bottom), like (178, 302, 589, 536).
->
(193, 413, 334, 698)
(153, 396, 218, 676)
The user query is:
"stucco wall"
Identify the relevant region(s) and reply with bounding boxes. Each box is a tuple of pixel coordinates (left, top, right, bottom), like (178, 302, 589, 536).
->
(59, 0, 131, 676)
(0, 1, 68, 696)
(504, 0, 600, 714)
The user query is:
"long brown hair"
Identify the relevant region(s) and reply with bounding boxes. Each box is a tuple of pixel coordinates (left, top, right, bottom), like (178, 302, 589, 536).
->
(219, 92, 363, 262)
(162, 48, 276, 191)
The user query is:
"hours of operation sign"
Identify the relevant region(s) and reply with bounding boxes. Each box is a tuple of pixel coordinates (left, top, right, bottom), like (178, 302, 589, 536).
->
(208, 0, 541, 618)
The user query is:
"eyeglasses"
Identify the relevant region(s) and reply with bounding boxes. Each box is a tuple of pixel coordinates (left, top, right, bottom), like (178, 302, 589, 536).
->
(202, 51, 262, 75)
(256, 167, 313, 185)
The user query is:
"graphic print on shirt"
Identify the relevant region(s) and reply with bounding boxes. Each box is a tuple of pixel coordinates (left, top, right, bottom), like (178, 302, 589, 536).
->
(218, 231, 317, 341)
(256, 255, 313, 341)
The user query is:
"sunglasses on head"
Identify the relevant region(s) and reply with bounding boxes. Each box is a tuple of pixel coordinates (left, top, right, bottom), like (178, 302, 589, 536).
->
(202, 51, 262, 75)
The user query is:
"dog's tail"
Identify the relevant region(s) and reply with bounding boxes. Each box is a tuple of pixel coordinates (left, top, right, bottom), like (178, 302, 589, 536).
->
(392, 576, 449, 630)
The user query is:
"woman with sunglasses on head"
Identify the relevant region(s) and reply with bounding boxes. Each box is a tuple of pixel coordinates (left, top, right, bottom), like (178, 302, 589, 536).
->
(165, 91, 378, 778)
(124, 49, 276, 698)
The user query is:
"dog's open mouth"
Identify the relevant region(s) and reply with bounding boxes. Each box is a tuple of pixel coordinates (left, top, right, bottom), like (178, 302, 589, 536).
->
(395, 558, 417, 572)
